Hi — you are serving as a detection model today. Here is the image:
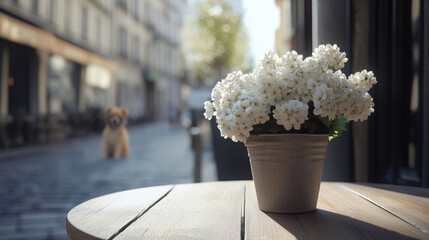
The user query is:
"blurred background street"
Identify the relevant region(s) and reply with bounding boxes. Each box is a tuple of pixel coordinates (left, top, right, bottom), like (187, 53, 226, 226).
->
(0, 122, 216, 239)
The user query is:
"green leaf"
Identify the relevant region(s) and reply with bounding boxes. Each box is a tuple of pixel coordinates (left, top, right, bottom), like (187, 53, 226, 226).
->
(328, 116, 349, 140)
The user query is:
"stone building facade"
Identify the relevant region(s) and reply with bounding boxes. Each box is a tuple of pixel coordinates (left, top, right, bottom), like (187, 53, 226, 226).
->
(0, 0, 187, 147)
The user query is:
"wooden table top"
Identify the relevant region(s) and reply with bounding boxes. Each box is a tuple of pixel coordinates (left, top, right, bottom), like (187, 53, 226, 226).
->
(66, 181, 429, 240)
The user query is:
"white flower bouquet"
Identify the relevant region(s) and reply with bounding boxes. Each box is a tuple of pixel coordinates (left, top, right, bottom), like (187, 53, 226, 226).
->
(203, 44, 377, 143)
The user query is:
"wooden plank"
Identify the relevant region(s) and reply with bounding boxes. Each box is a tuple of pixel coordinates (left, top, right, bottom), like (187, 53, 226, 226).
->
(245, 182, 428, 239)
(357, 183, 429, 198)
(244, 182, 308, 240)
(342, 183, 429, 234)
(115, 181, 246, 240)
(66, 185, 173, 240)
(296, 182, 428, 239)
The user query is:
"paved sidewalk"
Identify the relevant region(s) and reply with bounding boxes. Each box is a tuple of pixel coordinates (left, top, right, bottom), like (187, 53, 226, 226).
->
(0, 122, 216, 240)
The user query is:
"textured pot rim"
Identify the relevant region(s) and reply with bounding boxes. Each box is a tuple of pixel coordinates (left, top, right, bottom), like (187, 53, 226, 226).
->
(247, 133, 328, 141)
(250, 133, 329, 137)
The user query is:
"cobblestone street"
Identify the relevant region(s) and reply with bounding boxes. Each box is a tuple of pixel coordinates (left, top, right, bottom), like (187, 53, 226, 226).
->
(0, 122, 216, 240)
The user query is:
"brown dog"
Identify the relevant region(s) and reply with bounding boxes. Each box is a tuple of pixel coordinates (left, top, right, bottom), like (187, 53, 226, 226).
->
(102, 107, 130, 159)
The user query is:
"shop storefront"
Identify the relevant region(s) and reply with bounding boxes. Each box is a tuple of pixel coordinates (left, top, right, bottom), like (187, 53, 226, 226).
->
(0, 13, 116, 147)
(48, 55, 82, 114)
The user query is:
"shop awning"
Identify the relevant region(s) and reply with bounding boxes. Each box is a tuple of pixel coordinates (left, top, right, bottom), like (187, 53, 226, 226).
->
(0, 13, 116, 72)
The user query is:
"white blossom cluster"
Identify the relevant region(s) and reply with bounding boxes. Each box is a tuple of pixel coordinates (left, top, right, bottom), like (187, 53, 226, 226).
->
(204, 44, 376, 142)
(204, 71, 271, 142)
(273, 100, 308, 131)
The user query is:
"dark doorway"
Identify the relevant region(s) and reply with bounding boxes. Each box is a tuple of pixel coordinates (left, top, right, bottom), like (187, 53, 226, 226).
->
(7, 43, 35, 146)
(8, 44, 32, 115)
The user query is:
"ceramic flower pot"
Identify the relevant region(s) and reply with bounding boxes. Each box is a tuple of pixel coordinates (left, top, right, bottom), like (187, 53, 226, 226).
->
(245, 134, 329, 213)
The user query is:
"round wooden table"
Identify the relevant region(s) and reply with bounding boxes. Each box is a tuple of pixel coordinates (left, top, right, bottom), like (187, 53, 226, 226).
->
(66, 181, 429, 239)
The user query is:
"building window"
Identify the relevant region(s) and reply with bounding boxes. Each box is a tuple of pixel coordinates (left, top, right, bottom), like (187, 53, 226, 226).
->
(119, 27, 128, 58)
(82, 7, 88, 41)
(117, 0, 127, 10)
(96, 17, 101, 49)
(168, 50, 176, 70)
(144, 41, 150, 66)
(32, 0, 39, 14)
(133, 36, 140, 63)
(147, 43, 153, 68)
(144, 1, 150, 24)
(134, 0, 139, 19)
(65, 1, 71, 32)
(49, 0, 55, 22)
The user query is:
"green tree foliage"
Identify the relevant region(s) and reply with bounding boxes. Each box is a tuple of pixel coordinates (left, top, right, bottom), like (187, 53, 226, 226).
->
(182, 0, 250, 84)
